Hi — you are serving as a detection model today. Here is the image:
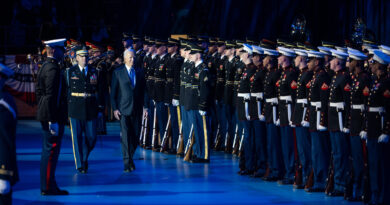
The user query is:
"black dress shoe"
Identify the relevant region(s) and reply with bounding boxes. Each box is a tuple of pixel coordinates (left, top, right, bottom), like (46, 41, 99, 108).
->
(41, 188, 69, 196)
(277, 178, 294, 185)
(190, 157, 203, 163)
(238, 170, 253, 176)
(293, 184, 305, 189)
(327, 190, 344, 197)
(77, 168, 87, 174)
(305, 187, 325, 193)
(124, 168, 132, 173)
(252, 170, 266, 178)
(130, 162, 136, 171)
(262, 175, 278, 181)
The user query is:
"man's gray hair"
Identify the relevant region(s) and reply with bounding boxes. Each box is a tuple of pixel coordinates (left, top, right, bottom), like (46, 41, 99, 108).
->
(123, 48, 135, 57)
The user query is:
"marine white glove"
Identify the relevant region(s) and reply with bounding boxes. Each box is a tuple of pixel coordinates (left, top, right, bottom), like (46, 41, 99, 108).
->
(0, 179, 10, 194)
(378, 134, 389, 143)
(342, 127, 350, 134)
(48, 122, 59, 136)
(259, 115, 265, 122)
(301, 120, 309, 127)
(172, 99, 179, 106)
(164, 103, 169, 106)
(289, 121, 295, 127)
(275, 119, 280, 126)
(360, 131, 367, 140)
(317, 124, 327, 131)
(199, 110, 206, 116)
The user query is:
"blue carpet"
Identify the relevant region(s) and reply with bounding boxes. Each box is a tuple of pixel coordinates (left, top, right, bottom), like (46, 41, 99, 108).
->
(12, 120, 358, 204)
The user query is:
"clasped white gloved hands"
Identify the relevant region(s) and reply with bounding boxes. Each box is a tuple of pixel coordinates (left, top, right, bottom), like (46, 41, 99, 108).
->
(342, 127, 350, 134)
(360, 131, 367, 140)
(378, 134, 389, 143)
(172, 99, 179, 107)
(199, 110, 207, 116)
(301, 120, 309, 127)
(317, 124, 327, 131)
(259, 115, 265, 122)
(274, 119, 280, 126)
(0, 179, 10, 194)
(48, 121, 59, 136)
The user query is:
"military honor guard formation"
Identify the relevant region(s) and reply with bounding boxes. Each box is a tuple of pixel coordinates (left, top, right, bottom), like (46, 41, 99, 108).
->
(1, 31, 390, 205)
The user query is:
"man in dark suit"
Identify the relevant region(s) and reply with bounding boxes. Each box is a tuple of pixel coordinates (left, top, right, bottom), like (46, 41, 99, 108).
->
(35, 39, 69, 195)
(111, 48, 145, 172)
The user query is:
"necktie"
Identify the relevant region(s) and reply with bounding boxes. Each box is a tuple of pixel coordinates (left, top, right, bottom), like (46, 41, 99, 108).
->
(82, 67, 86, 77)
(129, 68, 136, 87)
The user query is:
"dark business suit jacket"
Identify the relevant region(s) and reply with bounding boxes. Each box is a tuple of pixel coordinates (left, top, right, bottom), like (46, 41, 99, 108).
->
(110, 65, 145, 117)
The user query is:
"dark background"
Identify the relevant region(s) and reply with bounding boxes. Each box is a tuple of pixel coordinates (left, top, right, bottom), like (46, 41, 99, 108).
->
(1, 0, 389, 54)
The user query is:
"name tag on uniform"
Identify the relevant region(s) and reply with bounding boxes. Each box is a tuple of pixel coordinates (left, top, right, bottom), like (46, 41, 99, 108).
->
(71, 72, 79, 80)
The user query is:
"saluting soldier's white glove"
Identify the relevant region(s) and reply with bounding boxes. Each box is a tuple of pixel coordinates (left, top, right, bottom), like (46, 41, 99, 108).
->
(378, 134, 389, 143)
(259, 115, 266, 122)
(0, 179, 10, 194)
(172, 99, 179, 106)
(48, 122, 59, 136)
(360, 131, 368, 140)
(301, 120, 309, 127)
(342, 127, 350, 134)
(317, 124, 327, 131)
(274, 119, 280, 126)
(199, 110, 207, 116)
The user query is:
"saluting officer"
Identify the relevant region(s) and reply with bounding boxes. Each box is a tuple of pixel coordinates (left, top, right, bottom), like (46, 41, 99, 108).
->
(0, 63, 19, 202)
(66, 46, 105, 173)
